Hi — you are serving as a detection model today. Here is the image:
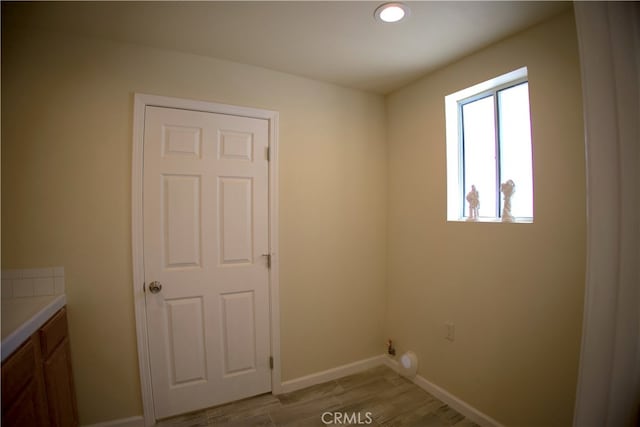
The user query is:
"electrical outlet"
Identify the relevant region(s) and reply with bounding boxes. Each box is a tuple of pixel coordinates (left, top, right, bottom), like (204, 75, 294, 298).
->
(445, 322, 455, 342)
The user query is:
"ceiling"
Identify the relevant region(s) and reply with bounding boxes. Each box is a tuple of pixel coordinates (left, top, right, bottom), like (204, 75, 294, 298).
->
(2, 1, 570, 94)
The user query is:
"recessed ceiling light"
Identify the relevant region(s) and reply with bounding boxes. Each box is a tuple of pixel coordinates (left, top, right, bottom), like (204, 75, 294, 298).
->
(374, 2, 410, 23)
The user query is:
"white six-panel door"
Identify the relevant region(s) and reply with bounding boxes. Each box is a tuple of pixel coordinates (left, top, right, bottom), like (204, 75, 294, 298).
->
(143, 106, 271, 419)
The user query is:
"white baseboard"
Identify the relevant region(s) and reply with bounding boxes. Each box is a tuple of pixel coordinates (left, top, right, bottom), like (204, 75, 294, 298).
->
(279, 354, 386, 394)
(383, 357, 503, 427)
(82, 415, 145, 427)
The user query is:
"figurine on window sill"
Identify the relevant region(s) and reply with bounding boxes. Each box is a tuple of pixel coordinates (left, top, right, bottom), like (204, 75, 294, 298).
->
(501, 179, 516, 222)
(466, 185, 480, 221)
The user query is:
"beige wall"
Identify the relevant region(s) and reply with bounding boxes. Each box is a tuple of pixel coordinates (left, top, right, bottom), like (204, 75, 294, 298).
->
(385, 10, 585, 427)
(2, 8, 587, 427)
(1, 28, 388, 423)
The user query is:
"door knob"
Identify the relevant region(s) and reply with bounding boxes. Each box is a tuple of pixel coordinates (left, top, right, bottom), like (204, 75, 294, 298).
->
(148, 281, 162, 294)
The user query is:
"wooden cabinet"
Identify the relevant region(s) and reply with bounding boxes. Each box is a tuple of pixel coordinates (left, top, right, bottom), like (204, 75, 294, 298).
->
(40, 309, 79, 427)
(1, 336, 49, 426)
(2, 307, 78, 427)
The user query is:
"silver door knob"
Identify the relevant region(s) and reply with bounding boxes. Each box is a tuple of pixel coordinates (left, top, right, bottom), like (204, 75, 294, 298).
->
(148, 281, 162, 294)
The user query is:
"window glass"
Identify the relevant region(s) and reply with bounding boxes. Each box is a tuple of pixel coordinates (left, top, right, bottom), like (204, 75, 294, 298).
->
(498, 83, 533, 217)
(462, 96, 497, 218)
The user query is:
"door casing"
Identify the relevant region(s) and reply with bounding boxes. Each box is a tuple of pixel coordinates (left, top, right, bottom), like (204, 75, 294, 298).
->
(132, 93, 281, 425)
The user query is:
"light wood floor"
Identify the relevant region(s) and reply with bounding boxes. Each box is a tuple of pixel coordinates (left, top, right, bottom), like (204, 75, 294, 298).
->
(156, 365, 479, 426)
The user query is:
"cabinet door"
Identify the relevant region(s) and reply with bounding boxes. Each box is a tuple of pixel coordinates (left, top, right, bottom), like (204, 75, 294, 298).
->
(1, 336, 49, 426)
(3, 379, 46, 426)
(43, 338, 78, 427)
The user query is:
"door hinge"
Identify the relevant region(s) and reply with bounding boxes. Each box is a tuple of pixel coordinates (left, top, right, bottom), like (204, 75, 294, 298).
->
(269, 356, 274, 370)
(143, 282, 146, 293)
(262, 253, 272, 269)
(266, 146, 271, 161)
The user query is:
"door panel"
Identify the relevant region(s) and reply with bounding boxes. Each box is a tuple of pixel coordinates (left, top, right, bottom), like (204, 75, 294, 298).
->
(221, 291, 257, 376)
(162, 125, 202, 158)
(165, 297, 206, 386)
(163, 175, 201, 268)
(219, 130, 254, 161)
(219, 177, 253, 265)
(143, 106, 271, 419)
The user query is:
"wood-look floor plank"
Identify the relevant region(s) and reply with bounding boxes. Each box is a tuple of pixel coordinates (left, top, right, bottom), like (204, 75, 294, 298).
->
(206, 393, 281, 424)
(453, 420, 481, 427)
(335, 377, 399, 407)
(269, 395, 342, 426)
(209, 413, 275, 427)
(383, 411, 448, 427)
(434, 404, 466, 425)
(336, 365, 391, 390)
(157, 365, 471, 426)
(332, 381, 416, 421)
(156, 411, 209, 427)
(277, 380, 344, 405)
(373, 388, 439, 425)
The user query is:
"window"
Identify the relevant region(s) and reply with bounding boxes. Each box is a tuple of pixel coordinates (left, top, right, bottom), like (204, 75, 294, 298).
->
(445, 67, 534, 222)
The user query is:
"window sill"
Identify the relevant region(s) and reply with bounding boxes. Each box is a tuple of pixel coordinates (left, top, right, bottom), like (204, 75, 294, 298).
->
(448, 217, 534, 224)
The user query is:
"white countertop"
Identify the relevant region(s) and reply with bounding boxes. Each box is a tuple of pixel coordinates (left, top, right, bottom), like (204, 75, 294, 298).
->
(1, 294, 66, 362)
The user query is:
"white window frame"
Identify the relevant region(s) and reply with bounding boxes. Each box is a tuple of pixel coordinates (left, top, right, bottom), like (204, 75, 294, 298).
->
(445, 66, 533, 222)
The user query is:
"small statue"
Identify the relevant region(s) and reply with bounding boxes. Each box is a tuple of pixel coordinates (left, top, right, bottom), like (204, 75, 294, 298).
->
(501, 179, 516, 222)
(466, 185, 480, 221)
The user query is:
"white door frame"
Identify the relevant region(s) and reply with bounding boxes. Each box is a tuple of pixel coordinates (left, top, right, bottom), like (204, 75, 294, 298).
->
(131, 93, 281, 425)
(573, 2, 640, 425)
